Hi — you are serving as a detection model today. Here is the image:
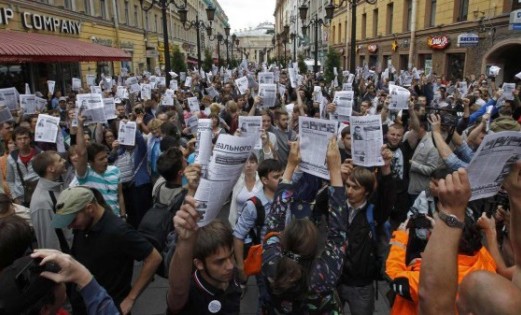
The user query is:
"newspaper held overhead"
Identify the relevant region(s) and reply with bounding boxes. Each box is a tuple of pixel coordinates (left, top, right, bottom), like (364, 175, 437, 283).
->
(258, 84, 277, 108)
(0, 105, 13, 123)
(288, 67, 298, 88)
(467, 131, 521, 201)
(76, 93, 106, 125)
(117, 121, 137, 146)
(277, 83, 286, 97)
(90, 86, 102, 95)
(195, 134, 257, 227)
(116, 86, 129, 99)
(299, 117, 338, 180)
(141, 84, 152, 101)
(72, 78, 82, 91)
(350, 115, 385, 167)
(20, 95, 37, 115)
(503, 83, 516, 101)
(186, 115, 199, 135)
(187, 97, 200, 113)
(205, 86, 220, 99)
(194, 119, 213, 177)
(184, 76, 193, 88)
(313, 86, 323, 103)
(389, 84, 411, 110)
(0, 87, 19, 110)
(332, 91, 354, 122)
(35, 114, 60, 143)
(47, 80, 55, 95)
(35, 97, 47, 112)
(258, 72, 275, 84)
(103, 98, 117, 120)
(161, 89, 175, 106)
(85, 74, 96, 87)
(235, 76, 249, 95)
(238, 116, 262, 149)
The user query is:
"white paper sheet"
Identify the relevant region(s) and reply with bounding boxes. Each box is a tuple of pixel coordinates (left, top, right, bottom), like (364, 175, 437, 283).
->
(350, 115, 385, 167)
(35, 114, 60, 143)
(299, 117, 338, 179)
(117, 121, 137, 146)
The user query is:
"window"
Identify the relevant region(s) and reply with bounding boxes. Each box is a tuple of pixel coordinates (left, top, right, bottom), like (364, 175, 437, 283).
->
(134, 5, 139, 27)
(64, 0, 72, 10)
(446, 53, 465, 81)
(338, 23, 342, 43)
(100, 0, 107, 19)
(426, 0, 436, 27)
(455, 0, 469, 22)
(361, 14, 367, 39)
(405, 0, 412, 31)
(154, 14, 158, 33)
(373, 9, 378, 37)
(124, 1, 129, 25)
(332, 26, 336, 44)
(145, 12, 149, 31)
(84, 0, 91, 15)
(387, 3, 394, 35)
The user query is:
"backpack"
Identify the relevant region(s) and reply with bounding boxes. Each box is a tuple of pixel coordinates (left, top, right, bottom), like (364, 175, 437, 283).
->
(243, 196, 265, 276)
(138, 182, 187, 278)
(11, 149, 40, 207)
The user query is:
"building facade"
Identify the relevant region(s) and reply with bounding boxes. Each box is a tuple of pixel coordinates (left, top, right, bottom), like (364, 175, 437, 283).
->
(330, 0, 521, 83)
(234, 22, 275, 65)
(0, 0, 229, 94)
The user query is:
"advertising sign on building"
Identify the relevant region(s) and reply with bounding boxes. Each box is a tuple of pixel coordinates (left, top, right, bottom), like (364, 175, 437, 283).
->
(457, 33, 479, 47)
(427, 35, 450, 50)
(509, 9, 521, 30)
(368, 44, 378, 53)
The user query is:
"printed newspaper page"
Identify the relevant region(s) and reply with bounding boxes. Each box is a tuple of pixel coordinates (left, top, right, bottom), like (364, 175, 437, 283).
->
(195, 134, 257, 227)
(76, 93, 106, 124)
(258, 72, 275, 84)
(0, 106, 13, 123)
(20, 95, 37, 114)
(194, 119, 213, 177)
(238, 115, 262, 149)
(389, 84, 411, 110)
(117, 121, 137, 146)
(186, 115, 199, 135)
(258, 84, 277, 108)
(299, 117, 338, 180)
(235, 76, 249, 95)
(0, 87, 19, 110)
(103, 98, 117, 120)
(35, 114, 60, 143)
(467, 131, 521, 201)
(350, 115, 385, 167)
(332, 91, 354, 122)
(187, 97, 200, 113)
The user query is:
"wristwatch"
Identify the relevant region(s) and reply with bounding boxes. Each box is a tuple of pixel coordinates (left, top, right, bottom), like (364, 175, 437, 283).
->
(120, 213, 128, 220)
(438, 210, 465, 229)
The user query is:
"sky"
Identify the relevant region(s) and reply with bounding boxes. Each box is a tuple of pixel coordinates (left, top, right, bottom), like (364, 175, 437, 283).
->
(218, 0, 276, 33)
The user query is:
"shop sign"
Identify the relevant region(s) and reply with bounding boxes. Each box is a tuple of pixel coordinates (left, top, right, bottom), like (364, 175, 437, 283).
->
(120, 41, 134, 50)
(457, 33, 479, 47)
(427, 35, 450, 50)
(0, 7, 81, 35)
(91, 37, 113, 47)
(368, 44, 378, 53)
(509, 9, 521, 30)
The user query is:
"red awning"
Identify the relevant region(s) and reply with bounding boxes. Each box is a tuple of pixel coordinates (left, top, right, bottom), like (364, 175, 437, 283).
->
(0, 30, 131, 63)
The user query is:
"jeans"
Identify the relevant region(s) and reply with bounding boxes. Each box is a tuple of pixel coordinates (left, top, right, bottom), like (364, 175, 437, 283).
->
(337, 283, 375, 315)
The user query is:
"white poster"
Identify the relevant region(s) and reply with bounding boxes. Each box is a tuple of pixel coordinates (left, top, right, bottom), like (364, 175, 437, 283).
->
(117, 121, 137, 146)
(47, 80, 55, 95)
(299, 117, 338, 180)
(103, 98, 117, 120)
(35, 114, 60, 143)
(350, 115, 385, 167)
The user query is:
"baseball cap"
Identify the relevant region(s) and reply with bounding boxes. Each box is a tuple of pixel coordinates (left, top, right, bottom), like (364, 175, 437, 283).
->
(0, 256, 59, 314)
(51, 187, 95, 229)
(58, 96, 67, 102)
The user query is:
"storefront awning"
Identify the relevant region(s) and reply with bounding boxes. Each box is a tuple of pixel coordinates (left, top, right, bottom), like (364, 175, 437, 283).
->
(0, 30, 131, 63)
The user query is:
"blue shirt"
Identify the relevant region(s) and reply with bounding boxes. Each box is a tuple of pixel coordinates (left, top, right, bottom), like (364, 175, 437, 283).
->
(76, 165, 121, 214)
(232, 189, 272, 243)
(80, 278, 119, 315)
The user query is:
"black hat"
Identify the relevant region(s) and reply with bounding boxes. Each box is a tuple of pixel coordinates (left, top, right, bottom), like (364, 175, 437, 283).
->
(0, 256, 58, 315)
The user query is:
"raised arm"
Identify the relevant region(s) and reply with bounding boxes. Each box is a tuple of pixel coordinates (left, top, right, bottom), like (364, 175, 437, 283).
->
(477, 213, 513, 280)
(75, 114, 88, 177)
(419, 168, 470, 315)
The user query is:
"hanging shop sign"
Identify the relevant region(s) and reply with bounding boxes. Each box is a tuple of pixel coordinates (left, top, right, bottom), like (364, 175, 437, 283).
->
(509, 9, 521, 30)
(367, 44, 378, 53)
(0, 7, 81, 35)
(457, 33, 479, 47)
(391, 40, 399, 52)
(427, 35, 450, 50)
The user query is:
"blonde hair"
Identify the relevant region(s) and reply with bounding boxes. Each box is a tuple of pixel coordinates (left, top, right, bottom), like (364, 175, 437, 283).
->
(147, 118, 164, 130)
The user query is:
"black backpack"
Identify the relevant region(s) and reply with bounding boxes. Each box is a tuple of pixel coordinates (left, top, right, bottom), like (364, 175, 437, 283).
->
(138, 182, 187, 277)
(247, 196, 265, 245)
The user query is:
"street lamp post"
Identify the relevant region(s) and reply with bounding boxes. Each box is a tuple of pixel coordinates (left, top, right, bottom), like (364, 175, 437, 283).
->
(323, 0, 377, 73)
(206, 29, 222, 66)
(224, 26, 231, 66)
(230, 34, 238, 64)
(299, 4, 331, 73)
(139, 0, 186, 87)
(178, 4, 216, 71)
(290, 32, 297, 62)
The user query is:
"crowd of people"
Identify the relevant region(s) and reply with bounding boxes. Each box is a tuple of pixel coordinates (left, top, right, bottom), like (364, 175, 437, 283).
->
(0, 61, 520, 315)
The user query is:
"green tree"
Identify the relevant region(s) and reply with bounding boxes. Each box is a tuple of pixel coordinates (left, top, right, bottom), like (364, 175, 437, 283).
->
(202, 48, 213, 73)
(324, 47, 342, 83)
(297, 54, 308, 74)
(171, 46, 187, 74)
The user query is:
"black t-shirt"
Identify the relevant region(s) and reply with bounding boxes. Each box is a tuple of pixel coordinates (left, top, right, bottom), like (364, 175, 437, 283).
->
(168, 269, 241, 315)
(71, 209, 153, 312)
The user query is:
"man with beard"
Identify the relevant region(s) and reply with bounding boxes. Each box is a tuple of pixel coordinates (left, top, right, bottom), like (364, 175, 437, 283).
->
(268, 110, 297, 166)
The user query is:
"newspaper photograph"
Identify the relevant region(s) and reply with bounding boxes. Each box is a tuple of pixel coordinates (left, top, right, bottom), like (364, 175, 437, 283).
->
(187, 97, 200, 113)
(350, 115, 385, 167)
(186, 115, 199, 135)
(389, 84, 411, 110)
(258, 84, 277, 108)
(195, 134, 257, 227)
(235, 76, 249, 95)
(299, 117, 338, 180)
(103, 98, 117, 120)
(332, 91, 354, 121)
(35, 114, 60, 143)
(238, 115, 262, 149)
(85, 74, 96, 87)
(76, 93, 106, 124)
(20, 95, 37, 114)
(47, 81, 55, 95)
(117, 121, 137, 146)
(503, 83, 516, 101)
(0, 106, 13, 123)
(467, 131, 521, 201)
(161, 89, 175, 106)
(72, 78, 82, 91)
(0, 87, 19, 110)
(258, 72, 275, 84)
(141, 84, 152, 100)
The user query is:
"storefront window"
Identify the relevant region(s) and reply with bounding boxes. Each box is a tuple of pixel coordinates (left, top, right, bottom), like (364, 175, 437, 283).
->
(0, 64, 25, 92)
(446, 53, 465, 81)
(97, 62, 113, 79)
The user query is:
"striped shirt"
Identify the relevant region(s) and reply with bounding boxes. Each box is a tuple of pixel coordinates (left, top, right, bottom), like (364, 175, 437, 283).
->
(75, 165, 121, 215)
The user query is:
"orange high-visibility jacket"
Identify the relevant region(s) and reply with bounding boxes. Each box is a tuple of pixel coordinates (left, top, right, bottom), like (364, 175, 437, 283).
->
(386, 230, 497, 315)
